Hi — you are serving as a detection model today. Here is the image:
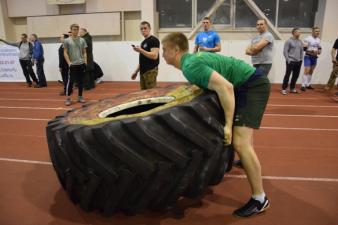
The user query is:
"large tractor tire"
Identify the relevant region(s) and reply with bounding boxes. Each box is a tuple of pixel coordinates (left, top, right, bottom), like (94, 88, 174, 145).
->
(46, 84, 234, 216)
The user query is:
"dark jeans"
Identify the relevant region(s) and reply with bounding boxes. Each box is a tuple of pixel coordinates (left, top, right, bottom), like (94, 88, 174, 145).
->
(253, 64, 272, 76)
(60, 67, 69, 93)
(19, 59, 38, 84)
(36, 58, 47, 87)
(66, 64, 86, 97)
(282, 61, 302, 90)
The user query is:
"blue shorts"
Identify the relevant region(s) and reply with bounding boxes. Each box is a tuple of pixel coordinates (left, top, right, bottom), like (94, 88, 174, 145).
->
(304, 55, 317, 67)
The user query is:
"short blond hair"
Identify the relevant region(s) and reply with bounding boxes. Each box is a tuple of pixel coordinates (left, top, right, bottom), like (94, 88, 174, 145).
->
(162, 32, 189, 52)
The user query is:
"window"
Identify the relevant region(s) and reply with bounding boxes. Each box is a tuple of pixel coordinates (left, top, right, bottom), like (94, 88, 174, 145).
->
(278, 0, 318, 28)
(157, 0, 319, 29)
(235, 0, 257, 27)
(197, 0, 231, 25)
(254, 0, 276, 25)
(157, 0, 192, 28)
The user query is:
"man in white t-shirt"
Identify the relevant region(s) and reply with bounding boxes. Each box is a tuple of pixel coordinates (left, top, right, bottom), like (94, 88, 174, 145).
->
(301, 27, 321, 91)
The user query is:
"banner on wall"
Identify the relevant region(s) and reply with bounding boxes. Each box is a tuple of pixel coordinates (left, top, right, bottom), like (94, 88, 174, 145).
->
(0, 44, 24, 82)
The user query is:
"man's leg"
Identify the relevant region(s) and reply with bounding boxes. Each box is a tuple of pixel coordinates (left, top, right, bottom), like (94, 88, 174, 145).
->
(232, 126, 269, 217)
(143, 68, 158, 89)
(36, 59, 47, 87)
(290, 61, 302, 91)
(282, 62, 293, 92)
(19, 60, 32, 86)
(325, 64, 338, 91)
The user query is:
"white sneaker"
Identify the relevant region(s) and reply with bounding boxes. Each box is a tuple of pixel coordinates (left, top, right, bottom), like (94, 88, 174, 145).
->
(281, 90, 287, 95)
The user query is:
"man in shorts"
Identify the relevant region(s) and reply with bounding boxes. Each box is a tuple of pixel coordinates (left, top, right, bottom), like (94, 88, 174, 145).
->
(301, 27, 321, 91)
(162, 32, 271, 218)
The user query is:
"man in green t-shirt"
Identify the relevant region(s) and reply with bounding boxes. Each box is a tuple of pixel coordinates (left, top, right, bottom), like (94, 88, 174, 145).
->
(162, 32, 271, 218)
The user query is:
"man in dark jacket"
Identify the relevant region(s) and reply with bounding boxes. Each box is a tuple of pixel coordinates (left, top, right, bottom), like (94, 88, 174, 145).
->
(79, 28, 95, 90)
(58, 33, 70, 95)
(30, 34, 47, 87)
(0, 34, 39, 87)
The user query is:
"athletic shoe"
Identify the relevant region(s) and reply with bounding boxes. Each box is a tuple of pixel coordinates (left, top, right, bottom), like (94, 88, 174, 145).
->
(281, 90, 287, 95)
(77, 96, 85, 103)
(306, 85, 314, 90)
(290, 89, 300, 94)
(65, 98, 72, 106)
(233, 197, 270, 218)
(301, 86, 306, 92)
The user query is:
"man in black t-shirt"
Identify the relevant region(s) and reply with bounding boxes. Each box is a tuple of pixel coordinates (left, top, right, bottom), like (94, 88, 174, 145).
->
(324, 38, 338, 92)
(131, 21, 160, 90)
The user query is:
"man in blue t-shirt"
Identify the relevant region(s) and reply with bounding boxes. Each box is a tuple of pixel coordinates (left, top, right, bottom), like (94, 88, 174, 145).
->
(194, 17, 221, 53)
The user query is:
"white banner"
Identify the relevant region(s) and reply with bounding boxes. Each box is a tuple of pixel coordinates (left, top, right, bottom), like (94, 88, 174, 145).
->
(0, 44, 24, 82)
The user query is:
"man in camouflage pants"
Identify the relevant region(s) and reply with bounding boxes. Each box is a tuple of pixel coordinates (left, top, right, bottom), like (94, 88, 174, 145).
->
(131, 21, 160, 90)
(324, 38, 338, 92)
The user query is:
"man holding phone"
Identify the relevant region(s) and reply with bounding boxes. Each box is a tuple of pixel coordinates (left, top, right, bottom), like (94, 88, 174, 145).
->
(131, 21, 160, 90)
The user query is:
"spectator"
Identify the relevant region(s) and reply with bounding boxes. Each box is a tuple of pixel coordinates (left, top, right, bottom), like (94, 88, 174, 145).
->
(246, 19, 274, 76)
(301, 27, 322, 91)
(63, 23, 87, 106)
(194, 17, 221, 53)
(281, 28, 304, 95)
(131, 21, 160, 90)
(0, 34, 38, 87)
(58, 33, 70, 95)
(79, 28, 95, 90)
(324, 38, 338, 93)
(30, 34, 47, 87)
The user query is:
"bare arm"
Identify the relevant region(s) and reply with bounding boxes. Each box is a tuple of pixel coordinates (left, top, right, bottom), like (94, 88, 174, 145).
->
(131, 64, 140, 80)
(332, 48, 337, 63)
(246, 39, 270, 55)
(207, 71, 235, 145)
(133, 46, 159, 60)
(200, 43, 221, 53)
(0, 39, 19, 47)
(82, 48, 87, 65)
(63, 48, 71, 66)
(194, 45, 199, 53)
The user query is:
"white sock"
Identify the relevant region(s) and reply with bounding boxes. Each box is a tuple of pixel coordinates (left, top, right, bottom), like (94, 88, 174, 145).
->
(252, 192, 266, 203)
(307, 74, 312, 86)
(301, 74, 308, 87)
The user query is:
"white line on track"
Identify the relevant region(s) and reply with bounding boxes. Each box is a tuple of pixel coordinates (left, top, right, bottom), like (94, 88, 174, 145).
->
(265, 113, 338, 118)
(1, 157, 337, 182)
(0, 157, 52, 165)
(224, 174, 338, 183)
(0, 106, 70, 110)
(0, 98, 64, 102)
(261, 126, 338, 131)
(0, 133, 45, 138)
(0, 117, 49, 121)
(268, 104, 338, 108)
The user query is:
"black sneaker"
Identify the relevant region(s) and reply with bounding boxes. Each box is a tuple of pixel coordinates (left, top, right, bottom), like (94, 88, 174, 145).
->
(306, 85, 314, 90)
(300, 86, 306, 92)
(233, 197, 270, 217)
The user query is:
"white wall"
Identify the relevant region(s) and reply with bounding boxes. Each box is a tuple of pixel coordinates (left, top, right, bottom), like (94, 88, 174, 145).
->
(25, 40, 334, 85)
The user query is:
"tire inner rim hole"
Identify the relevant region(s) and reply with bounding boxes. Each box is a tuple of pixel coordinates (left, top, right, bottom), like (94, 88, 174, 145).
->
(98, 96, 175, 118)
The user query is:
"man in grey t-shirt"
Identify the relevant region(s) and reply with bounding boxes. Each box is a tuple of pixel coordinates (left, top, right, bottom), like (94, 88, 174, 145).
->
(245, 19, 274, 76)
(63, 23, 87, 106)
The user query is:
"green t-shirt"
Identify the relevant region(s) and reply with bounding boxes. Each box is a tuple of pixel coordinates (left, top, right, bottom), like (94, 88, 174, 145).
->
(180, 52, 255, 89)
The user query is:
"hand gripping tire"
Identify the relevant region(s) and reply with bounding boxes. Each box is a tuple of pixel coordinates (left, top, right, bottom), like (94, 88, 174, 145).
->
(46, 84, 234, 216)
